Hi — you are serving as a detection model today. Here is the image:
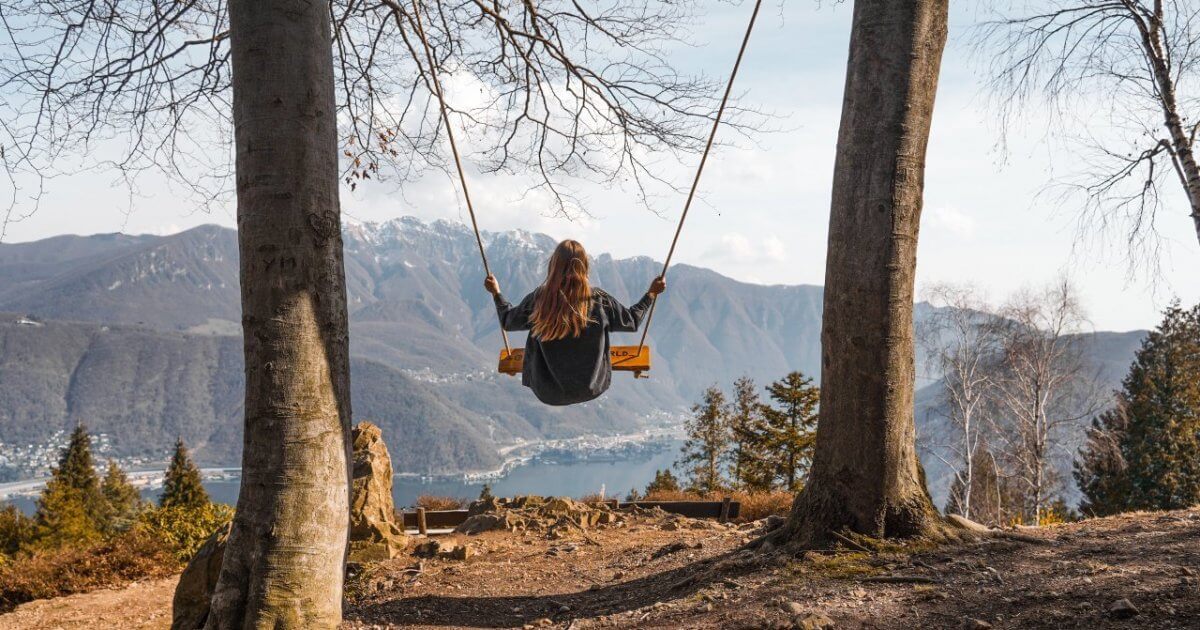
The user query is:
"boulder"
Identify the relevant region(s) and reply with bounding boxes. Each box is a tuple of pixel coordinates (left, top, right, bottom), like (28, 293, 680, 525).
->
(171, 522, 231, 630)
(349, 422, 408, 561)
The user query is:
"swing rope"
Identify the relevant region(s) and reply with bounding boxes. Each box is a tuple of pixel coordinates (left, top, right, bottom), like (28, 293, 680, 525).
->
(410, 0, 511, 355)
(634, 0, 763, 360)
(412, 0, 762, 367)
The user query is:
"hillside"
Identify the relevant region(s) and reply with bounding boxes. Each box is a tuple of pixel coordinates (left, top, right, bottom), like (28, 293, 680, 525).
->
(0, 219, 829, 472)
(0, 218, 1144, 480)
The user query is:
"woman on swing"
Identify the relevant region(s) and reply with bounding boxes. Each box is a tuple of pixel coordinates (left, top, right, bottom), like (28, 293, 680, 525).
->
(484, 239, 666, 406)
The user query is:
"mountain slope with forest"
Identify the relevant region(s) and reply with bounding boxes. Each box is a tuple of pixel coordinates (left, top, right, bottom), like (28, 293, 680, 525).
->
(0, 218, 1144, 478)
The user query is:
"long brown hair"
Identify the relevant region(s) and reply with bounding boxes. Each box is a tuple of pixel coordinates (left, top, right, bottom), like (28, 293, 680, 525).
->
(530, 240, 593, 341)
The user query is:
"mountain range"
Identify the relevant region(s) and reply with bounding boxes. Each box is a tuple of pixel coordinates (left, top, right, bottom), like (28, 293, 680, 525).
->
(0, 218, 1146, 500)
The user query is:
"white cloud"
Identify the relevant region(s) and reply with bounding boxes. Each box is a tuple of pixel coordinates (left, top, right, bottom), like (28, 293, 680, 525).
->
(924, 205, 976, 238)
(704, 232, 788, 264)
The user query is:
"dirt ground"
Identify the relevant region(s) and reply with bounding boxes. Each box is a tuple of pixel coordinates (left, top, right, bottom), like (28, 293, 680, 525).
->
(0, 577, 176, 629)
(3, 508, 1198, 629)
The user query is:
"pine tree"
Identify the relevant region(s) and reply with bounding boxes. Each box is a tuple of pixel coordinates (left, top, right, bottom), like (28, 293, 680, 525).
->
(32, 477, 102, 548)
(101, 460, 144, 533)
(0, 504, 34, 557)
(56, 424, 104, 506)
(644, 469, 681, 496)
(32, 424, 106, 547)
(729, 376, 773, 491)
(1074, 406, 1131, 517)
(680, 386, 731, 494)
(1099, 303, 1200, 512)
(160, 438, 209, 510)
(761, 372, 820, 491)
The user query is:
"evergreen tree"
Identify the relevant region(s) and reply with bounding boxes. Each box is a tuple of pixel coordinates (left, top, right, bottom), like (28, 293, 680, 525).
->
(644, 469, 681, 496)
(761, 372, 820, 491)
(0, 504, 34, 557)
(57, 424, 104, 506)
(680, 386, 731, 494)
(160, 438, 209, 510)
(32, 424, 106, 547)
(33, 479, 103, 548)
(1074, 406, 1132, 517)
(729, 376, 773, 491)
(101, 460, 145, 533)
(1082, 302, 1200, 513)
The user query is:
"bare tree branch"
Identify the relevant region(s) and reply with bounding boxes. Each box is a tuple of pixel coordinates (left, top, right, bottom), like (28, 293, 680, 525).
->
(1, 0, 764, 240)
(975, 0, 1200, 270)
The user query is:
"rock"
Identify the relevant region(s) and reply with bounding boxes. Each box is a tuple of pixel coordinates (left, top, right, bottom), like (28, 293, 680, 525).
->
(1108, 598, 1140, 620)
(795, 612, 835, 630)
(961, 619, 992, 629)
(780, 601, 805, 616)
(467, 495, 503, 516)
(348, 422, 408, 562)
(171, 521, 231, 630)
(652, 541, 691, 559)
(414, 540, 444, 558)
(448, 544, 474, 560)
(457, 512, 527, 535)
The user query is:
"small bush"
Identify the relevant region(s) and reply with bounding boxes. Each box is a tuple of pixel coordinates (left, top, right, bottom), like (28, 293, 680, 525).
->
(578, 492, 611, 504)
(0, 530, 179, 612)
(135, 502, 234, 561)
(414, 495, 469, 511)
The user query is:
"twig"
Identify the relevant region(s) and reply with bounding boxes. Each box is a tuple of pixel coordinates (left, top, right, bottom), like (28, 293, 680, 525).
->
(830, 530, 873, 554)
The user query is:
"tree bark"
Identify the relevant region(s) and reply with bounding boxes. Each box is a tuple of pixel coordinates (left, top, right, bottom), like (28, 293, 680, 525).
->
(1125, 0, 1200, 247)
(772, 0, 950, 548)
(205, 0, 352, 627)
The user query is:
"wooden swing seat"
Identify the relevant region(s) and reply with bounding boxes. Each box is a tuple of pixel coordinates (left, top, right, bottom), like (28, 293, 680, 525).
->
(498, 345, 651, 377)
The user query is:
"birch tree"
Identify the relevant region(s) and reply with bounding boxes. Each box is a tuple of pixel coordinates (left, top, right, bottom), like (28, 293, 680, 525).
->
(978, 0, 1200, 260)
(989, 279, 1101, 524)
(917, 283, 1004, 521)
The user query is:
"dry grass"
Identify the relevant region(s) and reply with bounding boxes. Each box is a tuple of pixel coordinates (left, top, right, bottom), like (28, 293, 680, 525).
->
(413, 495, 470, 511)
(0, 531, 180, 613)
(640, 490, 794, 522)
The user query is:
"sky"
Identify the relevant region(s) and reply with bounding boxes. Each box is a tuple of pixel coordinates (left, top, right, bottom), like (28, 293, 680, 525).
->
(3, 2, 1197, 332)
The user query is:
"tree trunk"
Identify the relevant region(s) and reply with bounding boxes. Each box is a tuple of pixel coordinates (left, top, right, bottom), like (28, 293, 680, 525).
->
(205, 0, 352, 627)
(771, 0, 950, 548)
(1133, 3, 1200, 246)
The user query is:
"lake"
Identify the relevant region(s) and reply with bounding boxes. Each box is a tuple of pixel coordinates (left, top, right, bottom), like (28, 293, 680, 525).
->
(6, 441, 683, 513)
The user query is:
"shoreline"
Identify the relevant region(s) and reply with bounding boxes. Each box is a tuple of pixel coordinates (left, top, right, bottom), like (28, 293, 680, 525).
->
(0, 429, 682, 502)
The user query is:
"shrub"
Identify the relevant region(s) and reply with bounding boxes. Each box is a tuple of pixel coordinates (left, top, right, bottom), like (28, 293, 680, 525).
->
(135, 502, 234, 561)
(0, 530, 179, 613)
(414, 495, 469, 511)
